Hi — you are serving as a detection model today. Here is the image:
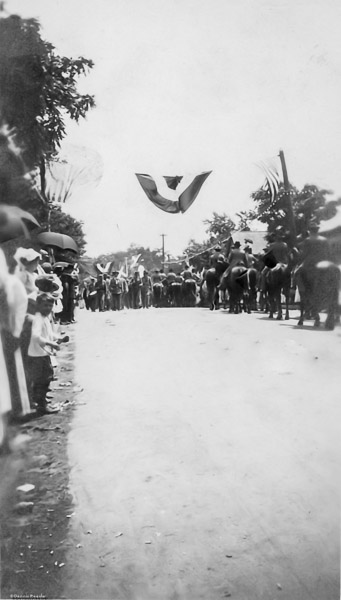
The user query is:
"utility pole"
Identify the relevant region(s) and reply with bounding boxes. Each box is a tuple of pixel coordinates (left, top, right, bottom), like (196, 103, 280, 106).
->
(279, 149, 296, 245)
(160, 233, 166, 267)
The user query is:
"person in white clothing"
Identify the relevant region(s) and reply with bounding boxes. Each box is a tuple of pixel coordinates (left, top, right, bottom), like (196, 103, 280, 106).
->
(27, 293, 68, 415)
(1, 249, 31, 425)
(13, 247, 41, 296)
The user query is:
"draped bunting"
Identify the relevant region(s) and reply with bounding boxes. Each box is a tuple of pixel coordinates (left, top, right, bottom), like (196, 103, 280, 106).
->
(163, 175, 183, 190)
(135, 171, 212, 214)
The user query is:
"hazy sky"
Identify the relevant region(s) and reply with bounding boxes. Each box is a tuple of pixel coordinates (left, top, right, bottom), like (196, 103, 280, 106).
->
(9, 0, 341, 256)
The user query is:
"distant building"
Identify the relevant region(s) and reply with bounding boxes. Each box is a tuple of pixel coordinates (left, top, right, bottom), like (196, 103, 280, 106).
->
(231, 231, 268, 255)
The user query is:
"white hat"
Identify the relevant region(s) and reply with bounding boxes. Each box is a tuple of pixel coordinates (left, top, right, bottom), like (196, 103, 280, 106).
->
(13, 247, 41, 264)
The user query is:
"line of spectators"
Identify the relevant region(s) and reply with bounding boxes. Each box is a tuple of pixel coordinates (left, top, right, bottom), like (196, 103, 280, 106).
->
(0, 247, 79, 452)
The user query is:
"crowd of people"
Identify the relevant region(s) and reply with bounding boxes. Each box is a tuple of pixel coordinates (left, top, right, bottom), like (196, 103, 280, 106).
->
(78, 222, 337, 316)
(0, 220, 337, 451)
(81, 265, 202, 311)
(0, 246, 79, 451)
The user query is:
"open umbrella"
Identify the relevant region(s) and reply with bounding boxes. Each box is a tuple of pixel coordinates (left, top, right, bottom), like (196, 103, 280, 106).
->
(0, 204, 40, 243)
(37, 231, 78, 254)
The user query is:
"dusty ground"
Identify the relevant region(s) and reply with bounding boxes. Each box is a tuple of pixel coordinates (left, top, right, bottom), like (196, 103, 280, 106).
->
(0, 332, 79, 600)
(1, 306, 340, 600)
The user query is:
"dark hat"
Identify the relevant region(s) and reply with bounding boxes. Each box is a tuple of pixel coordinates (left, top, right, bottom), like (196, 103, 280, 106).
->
(42, 262, 52, 273)
(36, 292, 54, 303)
(233, 241, 241, 247)
(112, 270, 119, 275)
(35, 276, 60, 293)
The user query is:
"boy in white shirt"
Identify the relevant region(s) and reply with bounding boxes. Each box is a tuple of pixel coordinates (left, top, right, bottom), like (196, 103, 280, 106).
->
(27, 293, 68, 415)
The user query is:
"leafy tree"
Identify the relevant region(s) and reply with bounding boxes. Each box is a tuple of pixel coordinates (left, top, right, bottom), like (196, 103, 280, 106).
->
(126, 244, 163, 272)
(0, 13, 94, 255)
(181, 238, 210, 270)
(0, 14, 95, 187)
(14, 189, 86, 256)
(183, 238, 210, 256)
(93, 245, 164, 274)
(203, 212, 236, 243)
(46, 207, 86, 257)
(250, 182, 335, 238)
(235, 210, 256, 231)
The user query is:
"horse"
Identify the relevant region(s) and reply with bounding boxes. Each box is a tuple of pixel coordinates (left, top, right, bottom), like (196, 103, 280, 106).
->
(169, 281, 183, 307)
(243, 267, 258, 312)
(220, 266, 252, 314)
(295, 261, 340, 330)
(204, 260, 228, 310)
(182, 278, 197, 307)
(152, 282, 163, 308)
(261, 251, 292, 320)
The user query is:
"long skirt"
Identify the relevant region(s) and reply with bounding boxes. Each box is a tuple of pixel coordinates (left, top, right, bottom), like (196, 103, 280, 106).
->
(1, 330, 31, 418)
(0, 333, 11, 446)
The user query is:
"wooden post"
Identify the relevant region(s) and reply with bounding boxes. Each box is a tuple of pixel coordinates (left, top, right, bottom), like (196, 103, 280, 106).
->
(161, 233, 166, 267)
(279, 149, 296, 245)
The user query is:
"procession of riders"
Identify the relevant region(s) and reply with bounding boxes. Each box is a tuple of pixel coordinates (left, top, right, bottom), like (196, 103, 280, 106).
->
(80, 222, 340, 330)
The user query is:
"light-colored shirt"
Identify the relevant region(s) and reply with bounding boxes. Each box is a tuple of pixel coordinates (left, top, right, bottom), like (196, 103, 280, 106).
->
(28, 313, 58, 357)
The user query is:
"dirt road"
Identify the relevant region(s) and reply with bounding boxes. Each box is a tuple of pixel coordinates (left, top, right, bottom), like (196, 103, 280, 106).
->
(62, 307, 340, 600)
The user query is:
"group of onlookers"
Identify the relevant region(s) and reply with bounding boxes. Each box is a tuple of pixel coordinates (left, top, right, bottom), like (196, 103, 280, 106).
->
(81, 266, 202, 311)
(0, 246, 79, 451)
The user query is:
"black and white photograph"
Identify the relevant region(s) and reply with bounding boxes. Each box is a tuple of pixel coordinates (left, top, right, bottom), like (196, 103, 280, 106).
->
(0, 0, 340, 598)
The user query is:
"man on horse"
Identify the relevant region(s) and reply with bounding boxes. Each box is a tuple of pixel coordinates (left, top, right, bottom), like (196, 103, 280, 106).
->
(266, 226, 291, 264)
(298, 222, 330, 269)
(294, 222, 330, 294)
(209, 246, 225, 269)
(223, 241, 248, 277)
(294, 221, 339, 329)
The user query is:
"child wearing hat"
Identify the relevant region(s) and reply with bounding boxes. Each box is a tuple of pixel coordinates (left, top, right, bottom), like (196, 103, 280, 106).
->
(27, 292, 69, 415)
(13, 247, 41, 295)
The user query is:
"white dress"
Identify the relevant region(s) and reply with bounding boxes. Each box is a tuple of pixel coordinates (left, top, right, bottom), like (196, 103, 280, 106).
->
(1, 250, 30, 417)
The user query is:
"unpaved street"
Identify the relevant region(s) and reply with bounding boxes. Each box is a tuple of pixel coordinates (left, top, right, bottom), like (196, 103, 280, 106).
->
(63, 307, 340, 600)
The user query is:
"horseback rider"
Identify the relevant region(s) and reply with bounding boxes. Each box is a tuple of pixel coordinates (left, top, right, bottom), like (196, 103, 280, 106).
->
(266, 226, 291, 264)
(152, 269, 162, 284)
(209, 246, 225, 269)
(182, 263, 193, 280)
(223, 241, 248, 278)
(159, 267, 167, 281)
(298, 222, 330, 269)
(293, 221, 330, 294)
(166, 268, 176, 284)
(244, 244, 257, 268)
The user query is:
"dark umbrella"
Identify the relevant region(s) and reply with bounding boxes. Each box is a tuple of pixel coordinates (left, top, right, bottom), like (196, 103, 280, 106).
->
(0, 204, 40, 243)
(37, 231, 78, 253)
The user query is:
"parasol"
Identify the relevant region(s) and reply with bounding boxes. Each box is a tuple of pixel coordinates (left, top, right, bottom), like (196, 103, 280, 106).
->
(37, 232, 78, 254)
(0, 204, 40, 243)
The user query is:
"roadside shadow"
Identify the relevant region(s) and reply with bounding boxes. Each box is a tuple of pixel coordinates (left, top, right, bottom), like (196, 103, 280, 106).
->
(278, 320, 337, 332)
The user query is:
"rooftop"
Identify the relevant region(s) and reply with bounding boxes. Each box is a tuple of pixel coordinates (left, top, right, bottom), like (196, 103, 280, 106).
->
(231, 230, 268, 254)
